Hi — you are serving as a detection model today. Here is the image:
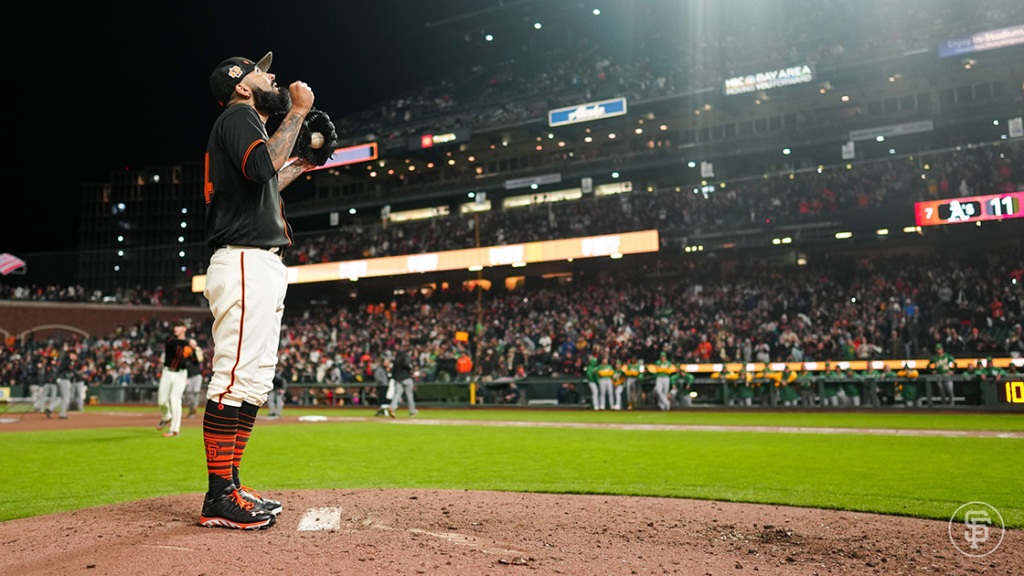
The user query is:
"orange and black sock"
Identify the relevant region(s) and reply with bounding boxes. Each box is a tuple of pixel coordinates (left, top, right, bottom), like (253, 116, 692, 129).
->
(232, 401, 260, 487)
(203, 399, 238, 496)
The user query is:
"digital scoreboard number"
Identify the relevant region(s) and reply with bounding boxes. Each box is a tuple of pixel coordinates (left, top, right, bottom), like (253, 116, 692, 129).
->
(999, 378, 1024, 407)
(914, 192, 1024, 227)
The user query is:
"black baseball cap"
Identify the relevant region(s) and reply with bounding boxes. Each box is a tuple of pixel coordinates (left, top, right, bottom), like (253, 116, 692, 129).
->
(209, 52, 273, 106)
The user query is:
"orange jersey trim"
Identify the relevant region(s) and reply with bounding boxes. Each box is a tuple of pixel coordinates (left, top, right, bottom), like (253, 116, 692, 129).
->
(240, 140, 265, 181)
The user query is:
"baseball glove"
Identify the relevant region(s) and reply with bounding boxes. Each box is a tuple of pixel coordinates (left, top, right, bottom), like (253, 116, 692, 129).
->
(266, 107, 337, 166)
(290, 108, 338, 166)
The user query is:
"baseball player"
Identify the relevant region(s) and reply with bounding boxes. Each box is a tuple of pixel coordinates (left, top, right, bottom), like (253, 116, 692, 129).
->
(927, 343, 957, 407)
(183, 339, 205, 418)
(373, 357, 393, 417)
(796, 364, 816, 407)
(200, 50, 316, 529)
(858, 365, 883, 407)
(266, 374, 287, 418)
(585, 355, 600, 410)
(51, 346, 81, 419)
(842, 367, 862, 407)
(388, 344, 418, 417)
(156, 320, 195, 437)
(820, 363, 842, 407)
(649, 351, 676, 411)
(619, 356, 642, 410)
(733, 366, 755, 407)
(777, 365, 800, 407)
(897, 362, 922, 407)
(595, 355, 616, 410)
(675, 367, 695, 407)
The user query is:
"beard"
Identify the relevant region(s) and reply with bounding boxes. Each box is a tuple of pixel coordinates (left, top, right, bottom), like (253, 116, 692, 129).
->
(253, 86, 291, 116)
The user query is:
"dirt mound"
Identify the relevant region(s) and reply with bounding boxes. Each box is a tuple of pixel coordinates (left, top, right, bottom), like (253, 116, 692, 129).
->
(2, 489, 1020, 575)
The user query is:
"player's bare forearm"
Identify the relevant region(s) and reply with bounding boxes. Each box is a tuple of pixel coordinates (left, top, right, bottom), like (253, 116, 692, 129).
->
(278, 160, 313, 190)
(266, 111, 307, 171)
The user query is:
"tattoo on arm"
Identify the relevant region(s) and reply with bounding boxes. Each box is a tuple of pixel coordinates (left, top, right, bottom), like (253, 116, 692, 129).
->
(278, 162, 309, 190)
(266, 111, 306, 171)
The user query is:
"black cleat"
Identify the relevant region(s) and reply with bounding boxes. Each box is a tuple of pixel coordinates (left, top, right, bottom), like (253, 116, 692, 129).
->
(199, 485, 276, 530)
(238, 486, 283, 516)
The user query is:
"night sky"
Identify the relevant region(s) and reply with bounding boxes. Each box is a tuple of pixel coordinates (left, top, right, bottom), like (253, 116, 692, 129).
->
(9, 0, 621, 254)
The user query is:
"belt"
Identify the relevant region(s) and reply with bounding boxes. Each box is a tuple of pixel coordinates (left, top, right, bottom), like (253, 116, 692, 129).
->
(164, 367, 186, 372)
(217, 245, 286, 259)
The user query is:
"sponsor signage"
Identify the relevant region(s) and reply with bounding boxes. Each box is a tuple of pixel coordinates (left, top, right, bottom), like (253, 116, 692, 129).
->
(548, 97, 627, 127)
(192, 230, 660, 292)
(724, 64, 814, 96)
(938, 25, 1024, 57)
(304, 142, 378, 171)
(408, 126, 472, 150)
(504, 173, 562, 190)
(848, 120, 934, 142)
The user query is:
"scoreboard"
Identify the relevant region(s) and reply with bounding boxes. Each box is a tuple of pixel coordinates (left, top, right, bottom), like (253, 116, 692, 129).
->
(914, 191, 1023, 227)
(998, 378, 1024, 410)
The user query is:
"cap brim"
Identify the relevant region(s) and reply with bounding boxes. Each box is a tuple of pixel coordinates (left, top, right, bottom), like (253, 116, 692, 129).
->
(256, 51, 273, 73)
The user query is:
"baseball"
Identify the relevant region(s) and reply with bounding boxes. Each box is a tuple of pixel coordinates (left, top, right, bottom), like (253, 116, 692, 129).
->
(310, 132, 325, 149)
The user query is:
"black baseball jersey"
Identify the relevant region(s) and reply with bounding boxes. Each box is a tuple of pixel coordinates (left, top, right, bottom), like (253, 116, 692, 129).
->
(204, 104, 293, 250)
(57, 352, 81, 380)
(164, 337, 193, 371)
(391, 351, 414, 381)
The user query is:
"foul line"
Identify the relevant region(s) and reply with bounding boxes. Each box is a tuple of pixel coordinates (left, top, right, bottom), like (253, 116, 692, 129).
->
(315, 417, 1024, 438)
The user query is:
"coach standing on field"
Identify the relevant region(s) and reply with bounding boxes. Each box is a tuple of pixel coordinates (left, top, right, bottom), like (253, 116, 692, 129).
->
(199, 51, 316, 530)
(156, 320, 195, 437)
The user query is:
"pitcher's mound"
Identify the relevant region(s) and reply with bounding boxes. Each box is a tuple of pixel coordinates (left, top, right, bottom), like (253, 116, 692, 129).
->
(2, 489, 1020, 575)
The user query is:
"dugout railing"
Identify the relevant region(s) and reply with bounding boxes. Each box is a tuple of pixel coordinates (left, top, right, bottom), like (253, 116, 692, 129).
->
(3, 373, 1019, 412)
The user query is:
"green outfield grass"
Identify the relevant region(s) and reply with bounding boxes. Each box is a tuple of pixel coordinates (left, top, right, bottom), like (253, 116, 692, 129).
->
(2, 407, 1021, 528)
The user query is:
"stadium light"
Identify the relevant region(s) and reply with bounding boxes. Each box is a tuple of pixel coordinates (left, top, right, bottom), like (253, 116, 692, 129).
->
(835, 232, 853, 239)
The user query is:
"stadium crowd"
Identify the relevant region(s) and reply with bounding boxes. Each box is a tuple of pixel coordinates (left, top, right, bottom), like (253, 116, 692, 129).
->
(330, 0, 1018, 145)
(3, 246, 1022, 409)
(284, 142, 1022, 265)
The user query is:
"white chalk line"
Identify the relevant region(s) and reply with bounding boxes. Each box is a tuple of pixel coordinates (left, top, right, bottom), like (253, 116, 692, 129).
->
(311, 416, 1024, 438)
